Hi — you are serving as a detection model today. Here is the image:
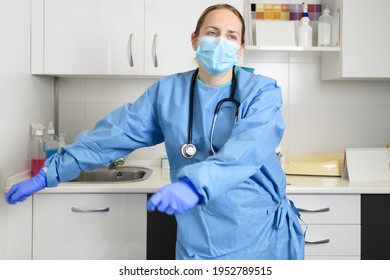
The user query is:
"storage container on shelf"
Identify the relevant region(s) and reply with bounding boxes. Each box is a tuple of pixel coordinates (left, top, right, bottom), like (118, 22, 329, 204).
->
(318, 6, 333, 47)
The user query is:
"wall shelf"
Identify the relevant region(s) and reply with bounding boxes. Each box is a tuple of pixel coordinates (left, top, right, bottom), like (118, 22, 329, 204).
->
(243, 45, 341, 62)
(245, 45, 341, 52)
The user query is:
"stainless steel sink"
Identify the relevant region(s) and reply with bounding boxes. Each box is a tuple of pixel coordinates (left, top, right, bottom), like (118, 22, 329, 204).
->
(70, 166, 152, 183)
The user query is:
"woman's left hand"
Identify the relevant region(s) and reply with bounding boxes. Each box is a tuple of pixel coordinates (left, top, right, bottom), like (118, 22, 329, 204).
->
(147, 178, 201, 215)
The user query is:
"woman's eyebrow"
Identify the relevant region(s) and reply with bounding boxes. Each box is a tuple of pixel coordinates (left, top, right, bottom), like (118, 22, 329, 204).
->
(227, 30, 240, 36)
(205, 26, 219, 31)
(205, 26, 240, 36)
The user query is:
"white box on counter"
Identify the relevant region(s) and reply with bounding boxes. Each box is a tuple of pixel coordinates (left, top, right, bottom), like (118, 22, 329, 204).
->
(342, 148, 390, 182)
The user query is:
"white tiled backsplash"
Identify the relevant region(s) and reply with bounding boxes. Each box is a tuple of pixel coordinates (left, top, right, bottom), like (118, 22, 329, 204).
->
(58, 59, 390, 161)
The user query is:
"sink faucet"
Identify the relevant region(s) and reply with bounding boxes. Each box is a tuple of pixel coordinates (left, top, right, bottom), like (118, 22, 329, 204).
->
(109, 156, 127, 169)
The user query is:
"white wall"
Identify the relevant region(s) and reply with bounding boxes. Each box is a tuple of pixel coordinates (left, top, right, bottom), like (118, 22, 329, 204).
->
(57, 55, 390, 160)
(0, 0, 54, 259)
(244, 54, 390, 155)
(57, 78, 165, 160)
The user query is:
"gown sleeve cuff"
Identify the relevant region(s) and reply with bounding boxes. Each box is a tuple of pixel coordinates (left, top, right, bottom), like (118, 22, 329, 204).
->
(180, 177, 203, 202)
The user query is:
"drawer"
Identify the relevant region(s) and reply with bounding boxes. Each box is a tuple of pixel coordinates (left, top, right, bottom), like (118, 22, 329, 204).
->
(288, 194, 360, 224)
(304, 225, 361, 256)
(33, 193, 147, 259)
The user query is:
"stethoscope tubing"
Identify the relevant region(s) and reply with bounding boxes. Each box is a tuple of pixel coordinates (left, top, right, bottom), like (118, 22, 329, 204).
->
(182, 67, 239, 159)
(209, 98, 240, 156)
(187, 68, 198, 145)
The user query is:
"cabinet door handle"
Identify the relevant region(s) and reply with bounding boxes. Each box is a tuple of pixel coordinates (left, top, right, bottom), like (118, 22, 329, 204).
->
(129, 34, 134, 67)
(152, 34, 158, 67)
(71, 207, 110, 213)
(305, 238, 330, 244)
(297, 207, 330, 213)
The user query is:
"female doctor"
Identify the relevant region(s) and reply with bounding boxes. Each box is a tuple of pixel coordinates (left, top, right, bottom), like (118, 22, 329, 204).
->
(6, 4, 305, 260)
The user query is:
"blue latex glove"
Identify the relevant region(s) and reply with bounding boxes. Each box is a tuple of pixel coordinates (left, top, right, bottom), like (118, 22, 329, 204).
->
(6, 168, 47, 204)
(147, 178, 201, 215)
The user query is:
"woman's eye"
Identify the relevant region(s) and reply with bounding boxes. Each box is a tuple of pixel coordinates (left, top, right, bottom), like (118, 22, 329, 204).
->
(227, 34, 238, 41)
(207, 31, 218, 36)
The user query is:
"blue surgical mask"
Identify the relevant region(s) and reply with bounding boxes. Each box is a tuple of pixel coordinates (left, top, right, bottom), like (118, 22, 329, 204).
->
(196, 36, 240, 76)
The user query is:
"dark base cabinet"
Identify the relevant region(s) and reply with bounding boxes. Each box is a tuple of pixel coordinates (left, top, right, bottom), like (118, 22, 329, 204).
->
(146, 194, 177, 260)
(361, 194, 390, 260)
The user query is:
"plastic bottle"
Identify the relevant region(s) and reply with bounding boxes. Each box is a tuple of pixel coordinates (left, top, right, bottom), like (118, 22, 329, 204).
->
(30, 124, 46, 177)
(58, 133, 67, 152)
(318, 6, 333, 47)
(45, 121, 58, 158)
(298, 2, 312, 47)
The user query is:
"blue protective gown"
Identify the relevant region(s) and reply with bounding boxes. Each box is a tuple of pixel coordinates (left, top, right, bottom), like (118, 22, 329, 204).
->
(44, 67, 305, 260)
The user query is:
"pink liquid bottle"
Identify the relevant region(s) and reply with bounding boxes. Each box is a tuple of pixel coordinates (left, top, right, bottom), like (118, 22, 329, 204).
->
(30, 125, 46, 177)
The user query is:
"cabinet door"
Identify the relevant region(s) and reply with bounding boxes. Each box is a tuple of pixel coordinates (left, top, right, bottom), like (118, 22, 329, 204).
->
(146, 194, 177, 260)
(341, 0, 390, 78)
(361, 194, 390, 260)
(44, 0, 144, 75)
(33, 193, 147, 260)
(321, 0, 390, 79)
(5, 198, 33, 259)
(144, 0, 243, 76)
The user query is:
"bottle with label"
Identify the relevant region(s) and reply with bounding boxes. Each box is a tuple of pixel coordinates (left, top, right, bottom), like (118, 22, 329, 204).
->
(45, 121, 59, 158)
(298, 2, 312, 47)
(30, 124, 46, 177)
(318, 6, 333, 47)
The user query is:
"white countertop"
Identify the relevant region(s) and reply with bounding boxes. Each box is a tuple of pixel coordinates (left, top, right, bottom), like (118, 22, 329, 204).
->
(286, 175, 390, 194)
(5, 160, 390, 194)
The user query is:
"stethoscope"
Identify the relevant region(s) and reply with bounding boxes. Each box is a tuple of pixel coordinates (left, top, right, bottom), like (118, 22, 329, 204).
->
(181, 67, 240, 159)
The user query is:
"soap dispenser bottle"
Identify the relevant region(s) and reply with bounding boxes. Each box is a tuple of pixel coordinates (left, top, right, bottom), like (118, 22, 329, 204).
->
(298, 2, 312, 47)
(44, 121, 59, 158)
(30, 124, 46, 177)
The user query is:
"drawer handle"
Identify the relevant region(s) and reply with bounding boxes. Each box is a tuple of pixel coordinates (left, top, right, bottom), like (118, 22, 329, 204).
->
(305, 238, 330, 244)
(297, 207, 330, 213)
(152, 34, 158, 67)
(71, 207, 110, 213)
(129, 34, 134, 67)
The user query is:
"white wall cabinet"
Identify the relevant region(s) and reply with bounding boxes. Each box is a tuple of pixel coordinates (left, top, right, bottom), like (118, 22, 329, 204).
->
(321, 0, 390, 80)
(40, 0, 144, 75)
(32, 193, 147, 260)
(32, 0, 243, 76)
(243, 0, 389, 80)
(288, 194, 361, 260)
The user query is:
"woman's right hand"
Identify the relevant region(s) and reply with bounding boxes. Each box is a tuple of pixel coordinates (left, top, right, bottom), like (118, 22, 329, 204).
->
(5, 168, 47, 204)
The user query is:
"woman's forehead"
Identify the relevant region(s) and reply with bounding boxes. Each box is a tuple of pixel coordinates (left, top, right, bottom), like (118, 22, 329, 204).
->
(201, 9, 242, 33)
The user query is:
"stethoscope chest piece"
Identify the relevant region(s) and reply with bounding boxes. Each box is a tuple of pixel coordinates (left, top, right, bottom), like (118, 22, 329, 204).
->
(181, 143, 197, 159)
